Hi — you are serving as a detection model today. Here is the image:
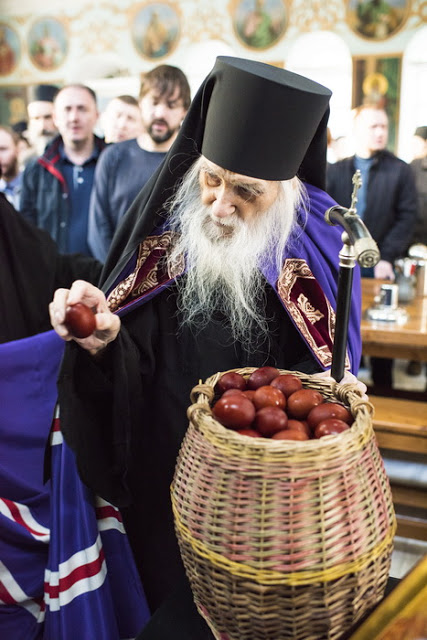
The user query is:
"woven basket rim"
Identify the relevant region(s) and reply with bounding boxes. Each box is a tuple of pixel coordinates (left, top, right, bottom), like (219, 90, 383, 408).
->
(187, 367, 374, 455)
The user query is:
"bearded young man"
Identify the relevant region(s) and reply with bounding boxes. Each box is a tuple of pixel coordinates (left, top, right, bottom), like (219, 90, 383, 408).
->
(87, 65, 191, 262)
(50, 58, 363, 636)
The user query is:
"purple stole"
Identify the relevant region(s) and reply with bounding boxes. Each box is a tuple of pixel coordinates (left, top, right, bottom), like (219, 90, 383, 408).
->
(106, 184, 361, 374)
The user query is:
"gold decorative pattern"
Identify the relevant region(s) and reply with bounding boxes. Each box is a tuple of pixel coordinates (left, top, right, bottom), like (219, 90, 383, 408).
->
(296, 293, 325, 323)
(290, 0, 344, 31)
(184, 6, 231, 41)
(277, 259, 335, 368)
(107, 231, 180, 312)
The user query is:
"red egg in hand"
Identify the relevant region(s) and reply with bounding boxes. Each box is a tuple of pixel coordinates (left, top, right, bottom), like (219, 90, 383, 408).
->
(212, 395, 256, 430)
(254, 406, 288, 437)
(64, 302, 96, 339)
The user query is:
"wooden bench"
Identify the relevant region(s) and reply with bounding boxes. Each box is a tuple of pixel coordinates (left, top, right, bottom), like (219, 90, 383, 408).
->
(369, 395, 427, 542)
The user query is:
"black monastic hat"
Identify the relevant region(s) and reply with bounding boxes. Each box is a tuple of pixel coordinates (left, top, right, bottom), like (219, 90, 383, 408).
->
(27, 84, 59, 104)
(201, 57, 331, 181)
(101, 57, 332, 291)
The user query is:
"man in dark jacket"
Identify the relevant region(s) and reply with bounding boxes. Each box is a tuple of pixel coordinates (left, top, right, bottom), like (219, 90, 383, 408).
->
(327, 104, 418, 389)
(20, 84, 107, 257)
(327, 104, 417, 279)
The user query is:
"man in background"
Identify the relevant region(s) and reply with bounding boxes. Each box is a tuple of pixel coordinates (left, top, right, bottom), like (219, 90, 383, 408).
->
(87, 64, 191, 262)
(0, 125, 23, 210)
(20, 84, 107, 257)
(25, 83, 59, 160)
(100, 94, 143, 143)
(327, 103, 417, 389)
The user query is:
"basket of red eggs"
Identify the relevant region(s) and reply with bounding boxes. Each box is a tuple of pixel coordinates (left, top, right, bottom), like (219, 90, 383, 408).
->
(171, 367, 396, 640)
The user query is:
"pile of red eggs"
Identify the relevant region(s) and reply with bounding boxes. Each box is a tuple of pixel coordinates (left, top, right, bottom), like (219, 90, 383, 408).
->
(212, 366, 353, 441)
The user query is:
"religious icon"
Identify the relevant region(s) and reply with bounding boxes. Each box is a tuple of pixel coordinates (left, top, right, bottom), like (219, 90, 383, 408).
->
(230, 0, 288, 50)
(131, 2, 180, 60)
(353, 55, 402, 151)
(28, 18, 68, 71)
(0, 24, 20, 77)
(347, 0, 410, 40)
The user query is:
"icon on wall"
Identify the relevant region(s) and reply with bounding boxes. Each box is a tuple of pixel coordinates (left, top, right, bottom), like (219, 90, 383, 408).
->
(28, 17, 68, 71)
(347, 0, 410, 40)
(0, 23, 20, 77)
(353, 54, 402, 151)
(131, 2, 181, 60)
(230, 0, 288, 50)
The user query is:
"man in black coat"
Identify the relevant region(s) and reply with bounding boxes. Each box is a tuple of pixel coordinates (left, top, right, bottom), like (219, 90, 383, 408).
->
(327, 103, 418, 389)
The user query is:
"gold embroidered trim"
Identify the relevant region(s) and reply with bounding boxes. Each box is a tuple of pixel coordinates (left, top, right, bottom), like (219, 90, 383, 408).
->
(107, 231, 181, 312)
(277, 259, 335, 368)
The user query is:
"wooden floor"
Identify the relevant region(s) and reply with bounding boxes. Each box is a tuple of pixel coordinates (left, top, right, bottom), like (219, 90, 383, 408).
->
(390, 536, 427, 579)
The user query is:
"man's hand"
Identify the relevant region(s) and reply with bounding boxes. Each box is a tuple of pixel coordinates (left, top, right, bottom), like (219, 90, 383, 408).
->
(312, 369, 368, 398)
(49, 280, 121, 355)
(374, 260, 395, 281)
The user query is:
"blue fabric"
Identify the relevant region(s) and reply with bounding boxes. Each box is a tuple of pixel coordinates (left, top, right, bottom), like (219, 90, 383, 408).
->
(354, 155, 374, 220)
(88, 140, 166, 262)
(60, 144, 100, 256)
(0, 330, 150, 639)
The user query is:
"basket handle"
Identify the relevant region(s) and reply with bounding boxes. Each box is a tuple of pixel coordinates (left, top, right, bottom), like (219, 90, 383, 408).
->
(190, 381, 215, 405)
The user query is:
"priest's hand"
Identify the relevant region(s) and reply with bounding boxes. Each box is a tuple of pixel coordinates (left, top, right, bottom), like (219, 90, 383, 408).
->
(49, 280, 121, 356)
(312, 369, 368, 399)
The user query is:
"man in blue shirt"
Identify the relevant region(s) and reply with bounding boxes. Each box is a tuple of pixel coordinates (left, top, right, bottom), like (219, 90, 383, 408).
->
(88, 65, 190, 262)
(20, 84, 107, 257)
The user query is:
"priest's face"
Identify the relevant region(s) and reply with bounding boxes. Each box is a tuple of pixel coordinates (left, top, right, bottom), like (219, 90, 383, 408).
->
(198, 158, 280, 237)
(167, 156, 305, 347)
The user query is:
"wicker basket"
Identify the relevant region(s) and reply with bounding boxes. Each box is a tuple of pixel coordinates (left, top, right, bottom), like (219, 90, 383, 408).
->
(171, 368, 396, 640)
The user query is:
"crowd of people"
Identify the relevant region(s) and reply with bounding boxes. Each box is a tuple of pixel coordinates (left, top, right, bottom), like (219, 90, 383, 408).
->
(0, 56, 426, 639)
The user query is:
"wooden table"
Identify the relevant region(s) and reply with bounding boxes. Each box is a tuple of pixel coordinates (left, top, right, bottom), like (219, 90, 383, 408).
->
(361, 278, 427, 361)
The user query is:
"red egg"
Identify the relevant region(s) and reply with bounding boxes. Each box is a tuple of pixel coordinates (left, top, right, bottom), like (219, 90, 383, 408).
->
(314, 418, 350, 439)
(216, 372, 247, 394)
(247, 366, 280, 390)
(254, 406, 288, 437)
(287, 388, 324, 420)
(271, 374, 303, 398)
(287, 419, 312, 437)
(221, 388, 245, 398)
(271, 429, 309, 441)
(253, 385, 286, 410)
(212, 395, 256, 430)
(236, 428, 261, 438)
(242, 390, 256, 401)
(307, 402, 353, 430)
(64, 302, 96, 339)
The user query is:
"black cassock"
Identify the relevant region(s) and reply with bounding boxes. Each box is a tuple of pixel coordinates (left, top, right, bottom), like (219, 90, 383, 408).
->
(57, 280, 321, 622)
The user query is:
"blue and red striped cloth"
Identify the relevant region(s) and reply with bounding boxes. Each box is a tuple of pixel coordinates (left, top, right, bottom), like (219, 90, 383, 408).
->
(0, 330, 150, 639)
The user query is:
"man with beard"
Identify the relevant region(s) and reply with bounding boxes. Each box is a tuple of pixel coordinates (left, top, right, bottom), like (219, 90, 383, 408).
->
(88, 65, 191, 262)
(25, 84, 59, 161)
(0, 125, 23, 209)
(49, 58, 363, 637)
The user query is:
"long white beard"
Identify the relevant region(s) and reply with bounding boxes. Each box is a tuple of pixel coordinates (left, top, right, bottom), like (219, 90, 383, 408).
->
(167, 158, 307, 347)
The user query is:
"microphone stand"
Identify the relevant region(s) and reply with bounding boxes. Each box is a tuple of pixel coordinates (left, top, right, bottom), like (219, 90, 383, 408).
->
(325, 170, 380, 382)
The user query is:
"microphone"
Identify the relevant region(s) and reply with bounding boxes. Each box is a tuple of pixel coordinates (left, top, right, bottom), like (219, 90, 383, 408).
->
(325, 205, 380, 268)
